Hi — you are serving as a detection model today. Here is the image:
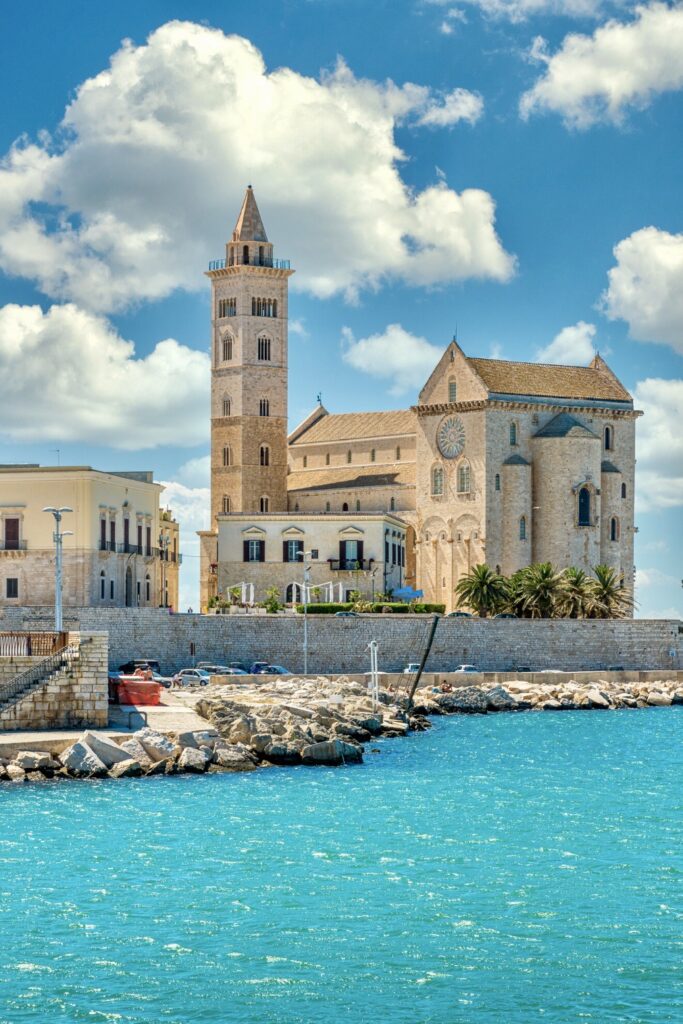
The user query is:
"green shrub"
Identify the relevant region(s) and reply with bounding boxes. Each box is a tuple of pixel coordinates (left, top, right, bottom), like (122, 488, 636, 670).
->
(294, 602, 445, 615)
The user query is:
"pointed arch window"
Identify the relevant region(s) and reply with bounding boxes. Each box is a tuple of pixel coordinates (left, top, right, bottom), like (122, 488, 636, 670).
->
(260, 445, 270, 467)
(325, 453, 330, 466)
(610, 516, 619, 542)
(260, 496, 269, 513)
(303, 455, 308, 468)
(604, 425, 613, 451)
(396, 446, 401, 461)
(621, 482, 627, 499)
(222, 397, 231, 417)
(457, 461, 471, 493)
(257, 335, 271, 361)
(222, 335, 233, 362)
(100, 571, 106, 601)
(145, 574, 151, 602)
(370, 448, 376, 462)
(222, 495, 231, 514)
(495, 473, 500, 491)
(347, 450, 352, 464)
(519, 516, 527, 541)
(259, 398, 270, 417)
(432, 465, 444, 496)
(390, 497, 396, 511)
(222, 445, 232, 467)
(325, 502, 331, 512)
(509, 422, 518, 446)
(342, 502, 349, 512)
(242, 244, 249, 265)
(578, 486, 591, 527)
(448, 378, 457, 403)
(356, 500, 361, 511)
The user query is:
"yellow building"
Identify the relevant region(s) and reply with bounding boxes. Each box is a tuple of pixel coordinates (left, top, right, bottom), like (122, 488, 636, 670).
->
(0, 465, 180, 610)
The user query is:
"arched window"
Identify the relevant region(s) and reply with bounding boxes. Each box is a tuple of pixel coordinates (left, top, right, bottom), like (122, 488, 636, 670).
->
(347, 450, 352, 464)
(222, 445, 232, 467)
(495, 473, 500, 491)
(519, 516, 527, 541)
(242, 244, 249, 265)
(578, 486, 591, 526)
(370, 448, 376, 462)
(356, 500, 361, 512)
(509, 422, 518, 446)
(259, 398, 270, 417)
(325, 453, 330, 466)
(251, 297, 256, 315)
(432, 465, 444, 496)
(145, 574, 151, 602)
(325, 501, 331, 512)
(272, 299, 277, 318)
(222, 495, 231, 514)
(604, 425, 613, 451)
(621, 482, 627, 499)
(110, 579, 115, 600)
(222, 335, 233, 362)
(396, 446, 401, 461)
(448, 378, 457, 403)
(457, 461, 471, 493)
(303, 455, 307, 468)
(390, 497, 396, 511)
(342, 502, 349, 512)
(610, 516, 619, 542)
(260, 496, 269, 513)
(294, 502, 299, 512)
(100, 571, 105, 600)
(222, 397, 231, 417)
(257, 335, 271, 361)
(260, 445, 270, 467)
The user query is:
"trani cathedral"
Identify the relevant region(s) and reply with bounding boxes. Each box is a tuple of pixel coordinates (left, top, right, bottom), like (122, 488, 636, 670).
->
(199, 189, 639, 612)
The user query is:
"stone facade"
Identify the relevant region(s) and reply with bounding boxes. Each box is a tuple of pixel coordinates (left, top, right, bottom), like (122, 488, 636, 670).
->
(202, 191, 640, 613)
(0, 631, 108, 731)
(0, 466, 180, 611)
(1, 609, 680, 676)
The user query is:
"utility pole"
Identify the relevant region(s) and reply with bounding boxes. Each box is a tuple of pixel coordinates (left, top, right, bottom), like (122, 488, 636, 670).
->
(298, 549, 312, 675)
(42, 507, 73, 632)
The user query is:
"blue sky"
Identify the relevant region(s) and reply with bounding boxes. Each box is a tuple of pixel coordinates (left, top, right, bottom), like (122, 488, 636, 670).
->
(0, 0, 681, 613)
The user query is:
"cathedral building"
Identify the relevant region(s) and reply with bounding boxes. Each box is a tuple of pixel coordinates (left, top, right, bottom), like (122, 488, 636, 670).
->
(199, 189, 640, 612)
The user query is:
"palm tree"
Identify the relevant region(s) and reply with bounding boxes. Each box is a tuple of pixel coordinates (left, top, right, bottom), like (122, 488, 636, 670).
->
(557, 567, 599, 619)
(518, 562, 563, 618)
(454, 563, 509, 617)
(589, 565, 636, 618)
(505, 569, 528, 617)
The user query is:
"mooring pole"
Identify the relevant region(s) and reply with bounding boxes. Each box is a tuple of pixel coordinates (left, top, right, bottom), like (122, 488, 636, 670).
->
(406, 613, 440, 711)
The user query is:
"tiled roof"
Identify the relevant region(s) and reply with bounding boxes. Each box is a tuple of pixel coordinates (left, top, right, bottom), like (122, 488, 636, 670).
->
(287, 464, 415, 493)
(534, 412, 599, 439)
(232, 187, 268, 242)
(468, 357, 631, 402)
(290, 409, 416, 445)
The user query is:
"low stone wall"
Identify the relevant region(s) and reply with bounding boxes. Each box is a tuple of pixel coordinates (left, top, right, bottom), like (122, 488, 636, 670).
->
(0, 632, 109, 732)
(1, 607, 681, 675)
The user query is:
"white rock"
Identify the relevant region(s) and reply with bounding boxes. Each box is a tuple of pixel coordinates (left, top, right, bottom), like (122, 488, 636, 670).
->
(13, 751, 55, 771)
(178, 746, 210, 773)
(108, 759, 143, 778)
(59, 741, 108, 777)
(82, 731, 132, 768)
(647, 692, 672, 706)
(213, 742, 257, 771)
(6, 764, 26, 782)
(119, 737, 153, 767)
(177, 729, 219, 750)
(134, 727, 176, 762)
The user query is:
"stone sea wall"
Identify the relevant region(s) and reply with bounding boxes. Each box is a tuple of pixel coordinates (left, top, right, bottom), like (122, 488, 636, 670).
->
(1, 607, 681, 675)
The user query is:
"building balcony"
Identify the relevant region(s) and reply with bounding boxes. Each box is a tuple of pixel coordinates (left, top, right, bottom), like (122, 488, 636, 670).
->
(209, 257, 291, 271)
(327, 558, 375, 572)
(0, 540, 27, 551)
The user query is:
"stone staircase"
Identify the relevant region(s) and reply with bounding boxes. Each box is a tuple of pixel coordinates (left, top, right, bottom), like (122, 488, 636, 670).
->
(0, 645, 79, 716)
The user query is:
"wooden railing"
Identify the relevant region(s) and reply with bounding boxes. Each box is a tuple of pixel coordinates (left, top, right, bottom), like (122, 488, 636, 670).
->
(0, 632, 69, 657)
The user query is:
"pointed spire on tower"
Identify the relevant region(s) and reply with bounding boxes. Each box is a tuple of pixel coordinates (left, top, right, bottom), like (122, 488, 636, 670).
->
(232, 186, 268, 243)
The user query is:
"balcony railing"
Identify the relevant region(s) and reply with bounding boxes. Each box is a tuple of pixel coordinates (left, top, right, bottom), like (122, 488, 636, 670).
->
(0, 540, 27, 551)
(327, 558, 375, 572)
(209, 257, 291, 271)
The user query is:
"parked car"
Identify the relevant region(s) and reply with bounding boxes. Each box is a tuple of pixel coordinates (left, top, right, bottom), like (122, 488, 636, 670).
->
(404, 663, 421, 674)
(225, 662, 250, 673)
(493, 613, 517, 619)
(197, 663, 235, 675)
(249, 661, 270, 674)
(446, 611, 472, 618)
(335, 611, 359, 617)
(119, 659, 162, 674)
(266, 665, 291, 675)
(452, 664, 479, 673)
(516, 666, 532, 673)
(172, 668, 211, 687)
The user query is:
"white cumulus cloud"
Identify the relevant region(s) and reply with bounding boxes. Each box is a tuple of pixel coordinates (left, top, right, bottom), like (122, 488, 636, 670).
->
(0, 303, 209, 448)
(520, 2, 683, 127)
(536, 321, 597, 363)
(0, 21, 511, 312)
(429, 0, 617, 22)
(633, 377, 683, 511)
(341, 323, 442, 395)
(602, 227, 683, 353)
(158, 479, 211, 611)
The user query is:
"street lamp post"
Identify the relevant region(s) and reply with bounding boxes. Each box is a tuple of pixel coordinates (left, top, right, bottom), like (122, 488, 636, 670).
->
(159, 532, 170, 607)
(298, 550, 312, 675)
(42, 507, 73, 632)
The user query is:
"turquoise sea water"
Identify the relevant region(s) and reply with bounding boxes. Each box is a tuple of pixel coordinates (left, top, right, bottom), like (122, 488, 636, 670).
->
(1, 710, 682, 1024)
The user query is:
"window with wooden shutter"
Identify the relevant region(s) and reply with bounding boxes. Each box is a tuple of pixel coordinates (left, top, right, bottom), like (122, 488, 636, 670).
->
(4, 518, 19, 550)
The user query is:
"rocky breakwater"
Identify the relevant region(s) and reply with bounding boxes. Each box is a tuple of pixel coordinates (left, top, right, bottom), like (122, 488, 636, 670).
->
(195, 675, 429, 768)
(414, 677, 683, 716)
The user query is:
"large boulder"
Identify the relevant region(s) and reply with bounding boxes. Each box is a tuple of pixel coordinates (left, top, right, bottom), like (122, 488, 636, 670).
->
(59, 741, 108, 777)
(83, 731, 132, 768)
(134, 727, 176, 762)
(647, 691, 672, 707)
(436, 688, 488, 715)
(228, 715, 258, 745)
(301, 739, 363, 766)
(109, 759, 143, 779)
(13, 751, 57, 771)
(6, 764, 26, 783)
(213, 742, 258, 771)
(582, 688, 611, 709)
(178, 747, 211, 773)
(177, 729, 219, 751)
(119, 737, 153, 767)
(263, 741, 302, 765)
(485, 686, 520, 712)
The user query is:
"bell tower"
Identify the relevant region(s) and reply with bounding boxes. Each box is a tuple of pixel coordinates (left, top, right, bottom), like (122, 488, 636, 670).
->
(207, 187, 294, 524)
